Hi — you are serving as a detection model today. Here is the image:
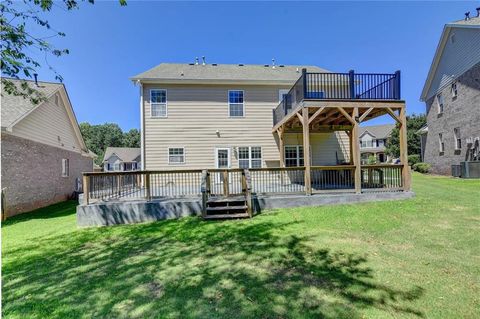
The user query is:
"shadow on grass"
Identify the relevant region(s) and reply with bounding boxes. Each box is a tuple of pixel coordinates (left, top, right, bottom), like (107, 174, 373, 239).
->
(3, 215, 425, 318)
(1, 201, 77, 226)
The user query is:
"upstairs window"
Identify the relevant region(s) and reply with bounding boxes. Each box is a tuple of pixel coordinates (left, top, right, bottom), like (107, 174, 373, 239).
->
(238, 146, 262, 168)
(437, 93, 444, 114)
(61, 159, 69, 177)
(168, 148, 185, 164)
(454, 128, 461, 150)
(451, 82, 458, 99)
(439, 133, 445, 153)
(228, 90, 244, 117)
(151, 89, 167, 117)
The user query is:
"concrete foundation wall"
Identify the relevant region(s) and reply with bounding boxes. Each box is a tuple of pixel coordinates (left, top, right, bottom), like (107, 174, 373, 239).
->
(77, 191, 415, 227)
(1, 133, 93, 216)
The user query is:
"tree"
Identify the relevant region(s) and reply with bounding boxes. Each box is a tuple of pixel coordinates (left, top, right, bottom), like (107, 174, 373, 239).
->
(385, 113, 426, 158)
(1, 0, 126, 103)
(79, 123, 140, 165)
(123, 129, 141, 148)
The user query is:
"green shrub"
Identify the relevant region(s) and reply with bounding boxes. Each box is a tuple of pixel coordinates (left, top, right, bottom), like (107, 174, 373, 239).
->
(367, 155, 377, 164)
(408, 154, 421, 166)
(412, 162, 431, 173)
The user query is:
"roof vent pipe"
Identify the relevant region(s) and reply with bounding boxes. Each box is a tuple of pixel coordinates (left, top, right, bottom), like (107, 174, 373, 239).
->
(33, 73, 38, 86)
(465, 11, 470, 20)
(476, 7, 480, 17)
(195, 57, 199, 65)
(272, 58, 275, 69)
(202, 56, 206, 66)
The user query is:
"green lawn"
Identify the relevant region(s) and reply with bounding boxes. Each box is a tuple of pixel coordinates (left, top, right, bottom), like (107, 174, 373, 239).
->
(2, 173, 479, 318)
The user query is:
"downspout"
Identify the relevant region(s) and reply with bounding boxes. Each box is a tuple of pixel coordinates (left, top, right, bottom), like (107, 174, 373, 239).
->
(139, 81, 145, 170)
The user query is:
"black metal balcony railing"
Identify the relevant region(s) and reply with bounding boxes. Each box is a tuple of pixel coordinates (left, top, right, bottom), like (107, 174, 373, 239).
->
(273, 69, 401, 125)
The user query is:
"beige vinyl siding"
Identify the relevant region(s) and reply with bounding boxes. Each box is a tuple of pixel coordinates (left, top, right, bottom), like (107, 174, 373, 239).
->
(143, 84, 350, 169)
(11, 93, 83, 153)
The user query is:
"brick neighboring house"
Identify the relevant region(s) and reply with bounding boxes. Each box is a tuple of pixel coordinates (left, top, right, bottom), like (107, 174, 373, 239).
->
(359, 124, 395, 164)
(1, 79, 95, 216)
(103, 147, 141, 171)
(419, 15, 480, 175)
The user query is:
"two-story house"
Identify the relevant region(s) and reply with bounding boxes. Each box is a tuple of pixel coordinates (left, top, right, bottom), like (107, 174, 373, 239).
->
(103, 147, 141, 171)
(359, 124, 395, 164)
(131, 63, 352, 171)
(419, 14, 480, 176)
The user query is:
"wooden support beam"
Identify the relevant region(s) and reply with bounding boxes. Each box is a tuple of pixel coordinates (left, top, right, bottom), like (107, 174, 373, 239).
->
(358, 107, 374, 122)
(296, 111, 304, 126)
(399, 107, 411, 191)
(385, 107, 401, 124)
(302, 107, 312, 195)
(308, 106, 326, 125)
(277, 126, 285, 168)
(83, 174, 89, 205)
(336, 107, 355, 124)
(346, 130, 353, 164)
(351, 108, 362, 193)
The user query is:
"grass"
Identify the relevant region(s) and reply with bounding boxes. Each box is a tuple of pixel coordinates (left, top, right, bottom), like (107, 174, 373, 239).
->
(2, 173, 479, 318)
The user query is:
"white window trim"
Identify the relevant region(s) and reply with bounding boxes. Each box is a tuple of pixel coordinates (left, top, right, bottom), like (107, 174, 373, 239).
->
(61, 158, 69, 177)
(168, 147, 185, 165)
(437, 93, 444, 114)
(228, 90, 245, 118)
(215, 147, 231, 169)
(150, 89, 168, 118)
(238, 146, 262, 169)
(451, 82, 458, 98)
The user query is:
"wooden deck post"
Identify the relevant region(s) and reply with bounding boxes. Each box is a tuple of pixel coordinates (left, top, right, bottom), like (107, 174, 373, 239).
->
(83, 174, 89, 205)
(351, 107, 362, 193)
(145, 172, 151, 201)
(278, 126, 285, 168)
(223, 170, 229, 196)
(399, 106, 411, 191)
(302, 107, 312, 195)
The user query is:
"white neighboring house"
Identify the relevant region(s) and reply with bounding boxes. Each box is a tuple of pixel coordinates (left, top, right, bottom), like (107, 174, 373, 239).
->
(359, 124, 395, 164)
(103, 147, 141, 171)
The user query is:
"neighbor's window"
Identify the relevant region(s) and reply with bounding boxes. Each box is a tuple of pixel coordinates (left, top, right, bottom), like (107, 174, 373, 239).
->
(451, 82, 458, 98)
(439, 133, 445, 153)
(61, 158, 69, 177)
(454, 128, 461, 150)
(168, 148, 185, 164)
(151, 89, 167, 117)
(437, 93, 444, 114)
(238, 146, 262, 168)
(228, 90, 244, 117)
(285, 146, 304, 167)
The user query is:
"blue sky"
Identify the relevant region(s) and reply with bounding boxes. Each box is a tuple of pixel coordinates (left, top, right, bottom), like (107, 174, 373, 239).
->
(28, 1, 478, 130)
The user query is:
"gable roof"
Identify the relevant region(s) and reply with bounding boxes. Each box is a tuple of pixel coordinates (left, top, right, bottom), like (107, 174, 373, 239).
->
(131, 63, 329, 85)
(1, 78, 90, 154)
(420, 16, 480, 101)
(103, 147, 141, 162)
(359, 124, 395, 139)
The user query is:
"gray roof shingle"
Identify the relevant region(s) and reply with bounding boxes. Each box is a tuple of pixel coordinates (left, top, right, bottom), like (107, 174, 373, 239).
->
(447, 16, 480, 27)
(103, 147, 141, 162)
(131, 63, 329, 83)
(359, 124, 396, 139)
(1, 79, 63, 128)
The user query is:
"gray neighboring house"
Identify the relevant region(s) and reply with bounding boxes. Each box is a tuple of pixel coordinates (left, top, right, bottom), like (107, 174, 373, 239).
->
(359, 124, 395, 164)
(103, 147, 141, 171)
(1, 78, 94, 216)
(419, 15, 480, 175)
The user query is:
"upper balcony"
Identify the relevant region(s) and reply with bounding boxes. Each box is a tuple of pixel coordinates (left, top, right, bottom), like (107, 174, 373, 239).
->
(273, 69, 402, 126)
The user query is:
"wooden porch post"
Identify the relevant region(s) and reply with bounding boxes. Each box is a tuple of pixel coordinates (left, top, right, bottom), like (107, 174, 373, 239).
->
(399, 106, 411, 191)
(278, 126, 285, 168)
(302, 107, 312, 195)
(352, 107, 362, 193)
(347, 130, 353, 164)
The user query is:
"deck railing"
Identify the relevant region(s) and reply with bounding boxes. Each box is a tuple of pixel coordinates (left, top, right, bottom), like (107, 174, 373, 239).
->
(273, 70, 401, 125)
(83, 164, 404, 204)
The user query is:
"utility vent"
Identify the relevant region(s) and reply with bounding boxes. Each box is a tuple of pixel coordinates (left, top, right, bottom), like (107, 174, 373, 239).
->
(212, 63, 217, 66)
(279, 65, 285, 67)
(238, 64, 244, 66)
(188, 63, 194, 65)
(264, 64, 269, 67)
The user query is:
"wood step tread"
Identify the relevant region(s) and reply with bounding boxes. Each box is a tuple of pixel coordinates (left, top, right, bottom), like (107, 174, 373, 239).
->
(204, 213, 250, 219)
(206, 205, 247, 211)
(207, 197, 246, 203)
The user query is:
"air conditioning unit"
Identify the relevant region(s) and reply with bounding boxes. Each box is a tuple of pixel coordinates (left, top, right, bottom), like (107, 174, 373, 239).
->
(451, 165, 462, 177)
(461, 161, 480, 178)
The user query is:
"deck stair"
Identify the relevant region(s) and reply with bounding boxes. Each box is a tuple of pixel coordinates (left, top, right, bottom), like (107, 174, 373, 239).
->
(201, 169, 253, 220)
